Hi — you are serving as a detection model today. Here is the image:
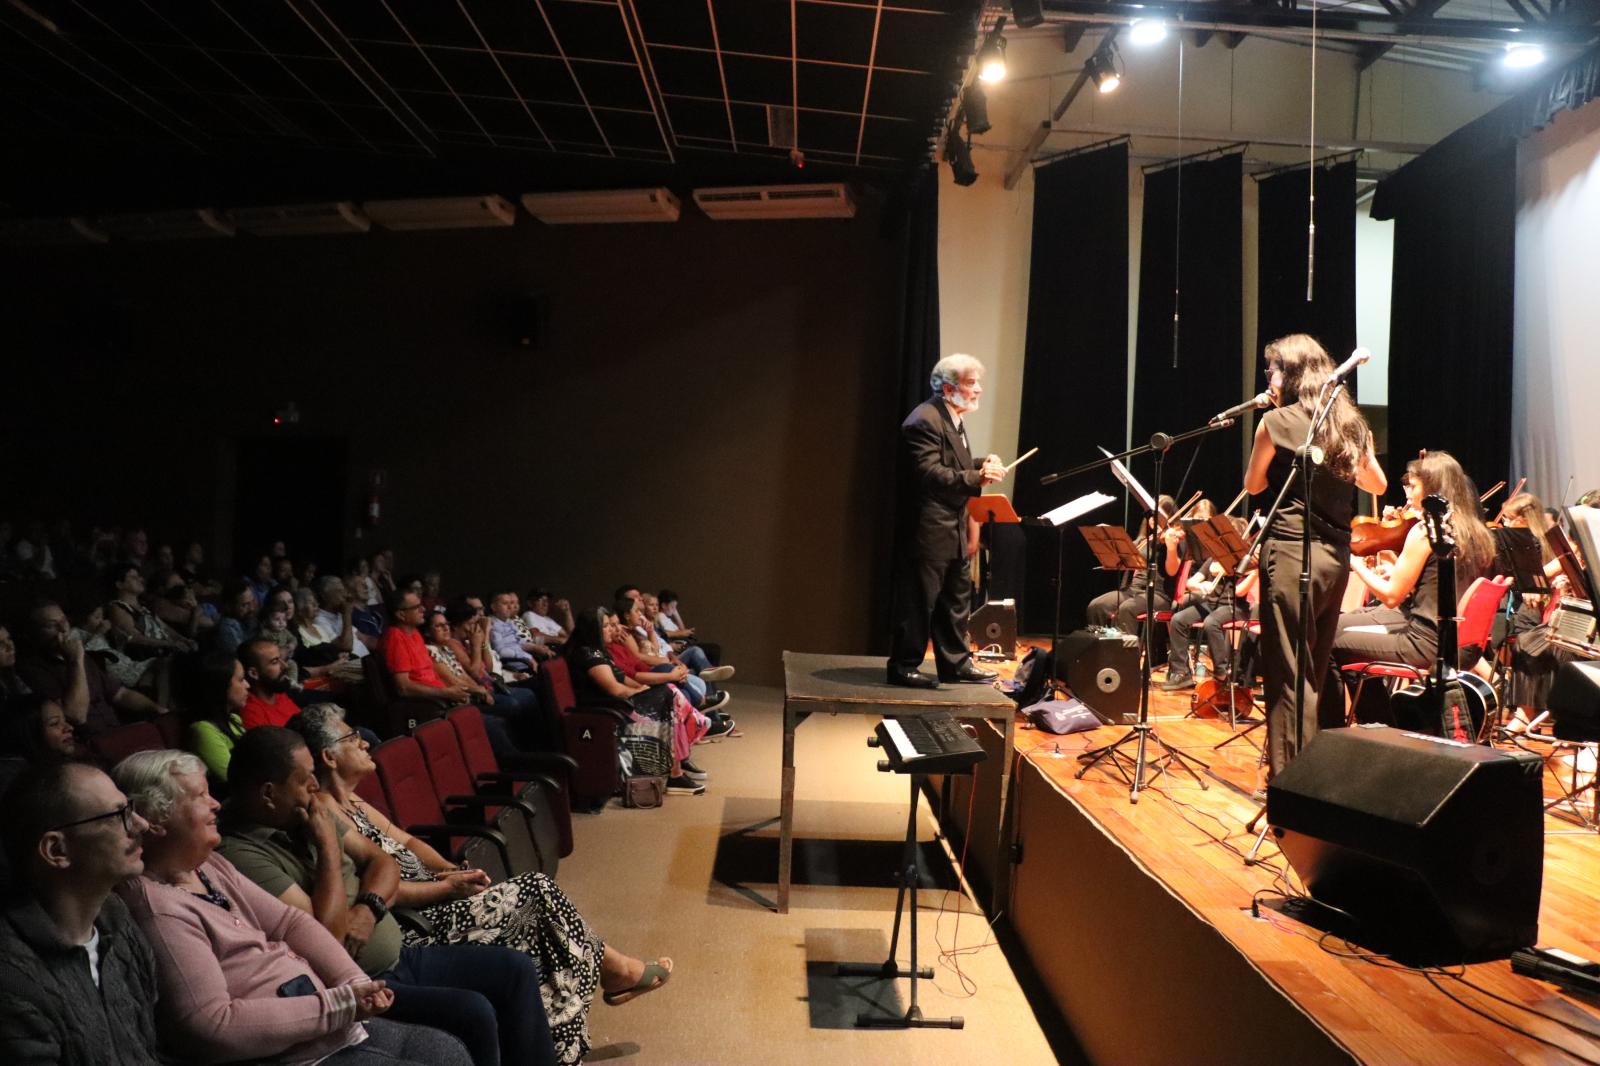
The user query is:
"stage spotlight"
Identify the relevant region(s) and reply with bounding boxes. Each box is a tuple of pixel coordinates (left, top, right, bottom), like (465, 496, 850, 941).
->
(1012, 0, 1045, 29)
(1504, 43, 1545, 68)
(1128, 19, 1168, 46)
(946, 126, 979, 186)
(1087, 51, 1122, 94)
(963, 84, 991, 135)
(978, 30, 1008, 83)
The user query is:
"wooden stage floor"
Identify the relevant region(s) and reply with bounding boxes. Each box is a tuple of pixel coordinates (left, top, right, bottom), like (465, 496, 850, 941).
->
(943, 651, 1600, 1065)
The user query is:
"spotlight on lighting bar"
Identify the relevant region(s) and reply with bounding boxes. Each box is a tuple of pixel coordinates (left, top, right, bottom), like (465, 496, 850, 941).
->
(1087, 51, 1122, 94)
(946, 127, 978, 186)
(977, 18, 1008, 83)
(963, 83, 992, 135)
(1128, 19, 1168, 46)
(1503, 43, 1545, 69)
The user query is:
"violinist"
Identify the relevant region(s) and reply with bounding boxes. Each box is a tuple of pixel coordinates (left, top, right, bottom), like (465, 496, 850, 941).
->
(1199, 517, 1261, 686)
(1243, 335, 1387, 778)
(1163, 501, 1243, 691)
(1085, 495, 1181, 635)
(1318, 451, 1494, 729)
(1494, 491, 1571, 725)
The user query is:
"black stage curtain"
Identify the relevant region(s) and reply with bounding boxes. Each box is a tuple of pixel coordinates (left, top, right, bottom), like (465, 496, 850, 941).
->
(895, 165, 942, 416)
(1013, 142, 1129, 636)
(1380, 144, 1516, 500)
(1133, 152, 1244, 508)
(1255, 161, 1357, 396)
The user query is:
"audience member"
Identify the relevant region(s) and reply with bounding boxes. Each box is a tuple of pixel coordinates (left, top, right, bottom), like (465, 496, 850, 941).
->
(17, 601, 168, 739)
(567, 608, 705, 795)
(0, 761, 165, 1064)
(641, 592, 731, 681)
(383, 589, 471, 707)
(420, 572, 444, 613)
(245, 554, 275, 609)
(0, 624, 28, 705)
(490, 591, 552, 669)
(179, 542, 222, 599)
(214, 580, 259, 655)
(120, 527, 153, 576)
(521, 589, 572, 644)
(657, 588, 722, 665)
(347, 574, 386, 645)
(0, 693, 81, 769)
(294, 588, 362, 685)
(239, 637, 304, 730)
(180, 652, 248, 785)
(152, 570, 213, 639)
(113, 750, 473, 1066)
(106, 563, 197, 658)
(369, 550, 397, 605)
(315, 576, 375, 657)
(216, 728, 557, 1065)
(294, 704, 672, 1064)
(273, 556, 298, 592)
(258, 599, 303, 685)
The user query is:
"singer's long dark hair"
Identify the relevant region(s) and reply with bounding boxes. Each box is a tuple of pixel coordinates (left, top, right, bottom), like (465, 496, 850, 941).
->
(1265, 334, 1372, 484)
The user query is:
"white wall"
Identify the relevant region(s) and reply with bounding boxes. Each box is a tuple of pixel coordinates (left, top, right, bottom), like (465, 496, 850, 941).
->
(1512, 100, 1600, 503)
(1354, 199, 1394, 407)
(936, 161, 1034, 460)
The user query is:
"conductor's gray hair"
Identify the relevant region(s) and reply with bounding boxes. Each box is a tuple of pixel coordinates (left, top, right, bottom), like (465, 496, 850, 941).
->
(114, 750, 207, 826)
(930, 353, 984, 397)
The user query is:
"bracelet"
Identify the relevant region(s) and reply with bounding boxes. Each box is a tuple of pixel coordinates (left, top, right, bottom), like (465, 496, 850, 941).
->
(353, 891, 389, 922)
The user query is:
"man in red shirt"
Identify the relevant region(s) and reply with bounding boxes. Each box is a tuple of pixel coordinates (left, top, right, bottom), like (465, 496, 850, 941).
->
(383, 590, 472, 707)
(238, 638, 303, 730)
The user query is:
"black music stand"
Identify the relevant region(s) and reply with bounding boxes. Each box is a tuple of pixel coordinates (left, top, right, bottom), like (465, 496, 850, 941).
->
(1187, 515, 1256, 727)
(837, 770, 964, 1030)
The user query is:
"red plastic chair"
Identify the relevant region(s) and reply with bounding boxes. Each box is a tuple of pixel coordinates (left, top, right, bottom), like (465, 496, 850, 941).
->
(86, 721, 165, 772)
(448, 706, 575, 859)
(371, 735, 512, 882)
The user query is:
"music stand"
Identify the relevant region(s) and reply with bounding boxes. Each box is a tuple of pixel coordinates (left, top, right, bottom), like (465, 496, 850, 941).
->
(1187, 516, 1257, 728)
(1492, 527, 1550, 598)
(1078, 524, 1146, 573)
(1035, 492, 1116, 697)
(968, 494, 1020, 604)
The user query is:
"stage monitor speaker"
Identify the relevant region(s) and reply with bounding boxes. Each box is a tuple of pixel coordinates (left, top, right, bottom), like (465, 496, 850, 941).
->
(1269, 725, 1544, 963)
(1052, 629, 1140, 726)
(969, 600, 1017, 658)
(1548, 660, 1600, 742)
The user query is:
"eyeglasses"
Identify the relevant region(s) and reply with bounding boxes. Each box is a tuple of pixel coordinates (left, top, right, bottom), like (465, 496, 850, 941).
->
(50, 802, 137, 835)
(333, 728, 362, 746)
(398, 602, 424, 613)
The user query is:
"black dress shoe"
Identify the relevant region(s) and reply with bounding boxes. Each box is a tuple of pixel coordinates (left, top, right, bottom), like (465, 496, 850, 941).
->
(941, 663, 999, 684)
(887, 668, 940, 689)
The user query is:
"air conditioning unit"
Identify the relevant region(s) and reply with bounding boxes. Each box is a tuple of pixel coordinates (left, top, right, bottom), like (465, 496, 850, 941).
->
(97, 208, 236, 240)
(363, 195, 516, 231)
(520, 188, 680, 224)
(692, 183, 855, 221)
(0, 216, 108, 246)
(234, 201, 371, 236)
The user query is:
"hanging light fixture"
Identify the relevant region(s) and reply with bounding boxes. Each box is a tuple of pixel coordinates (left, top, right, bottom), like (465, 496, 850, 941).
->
(946, 125, 979, 186)
(1127, 18, 1168, 46)
(1503, 43, 1545, 69)
(962, 83, 991, 135)
(1087, 48, 1122, 94)
(977, 17, 1009, 83)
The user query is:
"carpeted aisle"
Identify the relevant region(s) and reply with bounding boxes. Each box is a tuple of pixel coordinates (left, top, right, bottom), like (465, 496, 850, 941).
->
(560, 684, 1062, 1065)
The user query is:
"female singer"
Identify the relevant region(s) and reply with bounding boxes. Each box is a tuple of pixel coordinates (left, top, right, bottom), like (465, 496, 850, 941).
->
(1318, 450, 1494, 728)
(1085, 494, 1181, 634)
(1243, 335, 1386, 777)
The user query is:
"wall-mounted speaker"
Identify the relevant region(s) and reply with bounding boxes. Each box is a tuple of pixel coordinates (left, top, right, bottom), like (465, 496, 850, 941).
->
(1270, 725, 1544, 963)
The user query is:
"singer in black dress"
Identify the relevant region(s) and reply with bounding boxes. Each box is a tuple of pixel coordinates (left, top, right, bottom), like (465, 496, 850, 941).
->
(1243, 335, 1387, 778)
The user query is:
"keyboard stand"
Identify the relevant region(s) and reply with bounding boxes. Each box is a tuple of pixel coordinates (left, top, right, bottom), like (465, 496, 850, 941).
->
(836, 773, 964, 1030)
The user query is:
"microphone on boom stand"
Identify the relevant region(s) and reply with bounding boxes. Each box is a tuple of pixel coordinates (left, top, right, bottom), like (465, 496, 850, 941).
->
(1328, 347, 1371, 385)
(1208, 392, 1272, 426)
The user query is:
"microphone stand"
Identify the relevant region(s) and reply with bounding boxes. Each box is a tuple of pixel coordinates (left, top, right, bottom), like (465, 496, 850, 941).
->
(1041, 420, 1233, 804)
(1237, 376, 1348, 861)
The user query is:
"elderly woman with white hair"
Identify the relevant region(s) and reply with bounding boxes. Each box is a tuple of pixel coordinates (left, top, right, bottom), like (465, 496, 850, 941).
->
(111, 749, 472, 1066)
(289, 703, 671, 1066)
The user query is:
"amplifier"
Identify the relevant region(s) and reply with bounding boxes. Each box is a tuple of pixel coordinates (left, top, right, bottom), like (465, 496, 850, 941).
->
(969, 600, 1017, 658)
(1052, 628, 1141, 726)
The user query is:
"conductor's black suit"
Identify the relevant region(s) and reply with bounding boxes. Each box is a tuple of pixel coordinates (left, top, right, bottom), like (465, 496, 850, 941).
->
(887, 399, 984, 680)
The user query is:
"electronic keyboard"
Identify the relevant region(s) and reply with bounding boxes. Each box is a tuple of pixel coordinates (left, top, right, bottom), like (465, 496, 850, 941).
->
(870, 712, 987, 775)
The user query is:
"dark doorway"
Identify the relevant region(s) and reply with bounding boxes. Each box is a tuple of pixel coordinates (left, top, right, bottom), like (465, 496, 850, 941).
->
(231, 436, 349, 578)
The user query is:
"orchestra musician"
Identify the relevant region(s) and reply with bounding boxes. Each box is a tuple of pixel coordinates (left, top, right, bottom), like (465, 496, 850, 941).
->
(1243, 335, 1387, 777)
(1167, 514, 1259, 688)
(1085, 495, 1181, 634)
(1494, 491, 1572, 725)
(1318, 450, 1494, 729)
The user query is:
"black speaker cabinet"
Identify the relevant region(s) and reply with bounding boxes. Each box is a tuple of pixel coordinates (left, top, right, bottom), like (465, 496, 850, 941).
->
(968, 600, 1017, 658)
(1548, 660, 1600, 742)
(1270, 725, 1544, 963)
(1052, 629, 1141, 726)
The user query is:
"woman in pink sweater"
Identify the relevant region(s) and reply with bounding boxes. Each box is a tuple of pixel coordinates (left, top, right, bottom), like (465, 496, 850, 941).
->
(113, 750, 471, 1066)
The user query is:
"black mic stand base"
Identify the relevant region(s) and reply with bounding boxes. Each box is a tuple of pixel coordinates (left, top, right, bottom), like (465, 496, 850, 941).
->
(1075, 720, 1211, 803)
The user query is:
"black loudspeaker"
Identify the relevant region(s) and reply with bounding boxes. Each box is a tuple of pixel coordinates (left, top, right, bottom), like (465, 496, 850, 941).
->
(1548, 660, 1600, 742)
(1052, 629, 1141, 726)
(1270, 726, 1544, 963)
(1011, 0, 1045, 29)
(969, 600, 1017, 658)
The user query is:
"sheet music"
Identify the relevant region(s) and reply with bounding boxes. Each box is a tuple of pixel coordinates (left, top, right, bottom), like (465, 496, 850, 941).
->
(1097, 446, 1156, 514)
(1042, 491, 1116, 527)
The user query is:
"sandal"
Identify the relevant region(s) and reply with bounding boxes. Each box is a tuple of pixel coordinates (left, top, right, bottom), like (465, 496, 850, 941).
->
(603, 957, 673, 1006)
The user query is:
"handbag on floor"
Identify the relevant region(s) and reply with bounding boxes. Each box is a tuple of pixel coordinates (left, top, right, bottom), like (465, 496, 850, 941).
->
(623, 775, 667, 809)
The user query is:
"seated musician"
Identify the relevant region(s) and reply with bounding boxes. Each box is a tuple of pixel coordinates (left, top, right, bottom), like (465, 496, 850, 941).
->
(1494, 491, 1576, 728)
(1190, 516, 1261, 687)
(1086, 495, 1181, 634)
(1317, 451, 1494, 729)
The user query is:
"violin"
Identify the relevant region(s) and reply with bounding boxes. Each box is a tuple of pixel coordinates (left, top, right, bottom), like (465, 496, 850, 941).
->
(1350, 508, 1420, 557)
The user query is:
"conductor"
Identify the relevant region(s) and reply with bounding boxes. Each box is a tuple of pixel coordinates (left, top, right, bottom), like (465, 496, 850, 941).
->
(887, 353, 1007, 689)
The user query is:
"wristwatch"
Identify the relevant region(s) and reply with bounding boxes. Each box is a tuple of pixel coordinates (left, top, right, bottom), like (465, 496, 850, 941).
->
(354, 892, 389, 922)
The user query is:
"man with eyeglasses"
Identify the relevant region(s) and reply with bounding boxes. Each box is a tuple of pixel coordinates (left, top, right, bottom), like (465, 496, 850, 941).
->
(0, 760, 167, 1064)
(382, 589, 472, 707)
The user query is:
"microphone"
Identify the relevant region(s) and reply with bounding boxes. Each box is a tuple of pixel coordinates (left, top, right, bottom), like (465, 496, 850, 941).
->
(1328, 347, 1371, 385)
(1208, 392, 1272, 426)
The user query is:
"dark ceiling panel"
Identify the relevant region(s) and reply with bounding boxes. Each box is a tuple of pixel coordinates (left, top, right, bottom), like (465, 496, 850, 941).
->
(859, 115, 925, 160)
(223, 50, 321, 101)
(866, 67, 936, 115)
(794, 109, 861, 153)
(498, 53, 585, 105)
(316, 0, 401, 42)
(711, 0, 794, 58)
(379, 0, 483, 49)
(284, 56, 378, 107)
(570, 62, 652, 110)
(136, 0, 261, 51)
(422, 47, 512, 97)
(530, 102, 608, 146)
(721, 53, 790, 106)
(211, 1, 328, 55)
(461, 2, 558, 54)
(142, 45, 260, 94)
(541, 1, 634, 64)
(798, 62, 867, 113)
(353, 42, 445, 92)
(730, 101, 771, 146)
(664, 95, 734, 142)
(871, 10, 951, 71)
(646, 46, 724, 98)
(597, 108, 666, 150)
(463, 96, 547, 139)
(397, 89, 473, 132)
(630, 0, 714, 49)
(795, 1, 876, 66)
